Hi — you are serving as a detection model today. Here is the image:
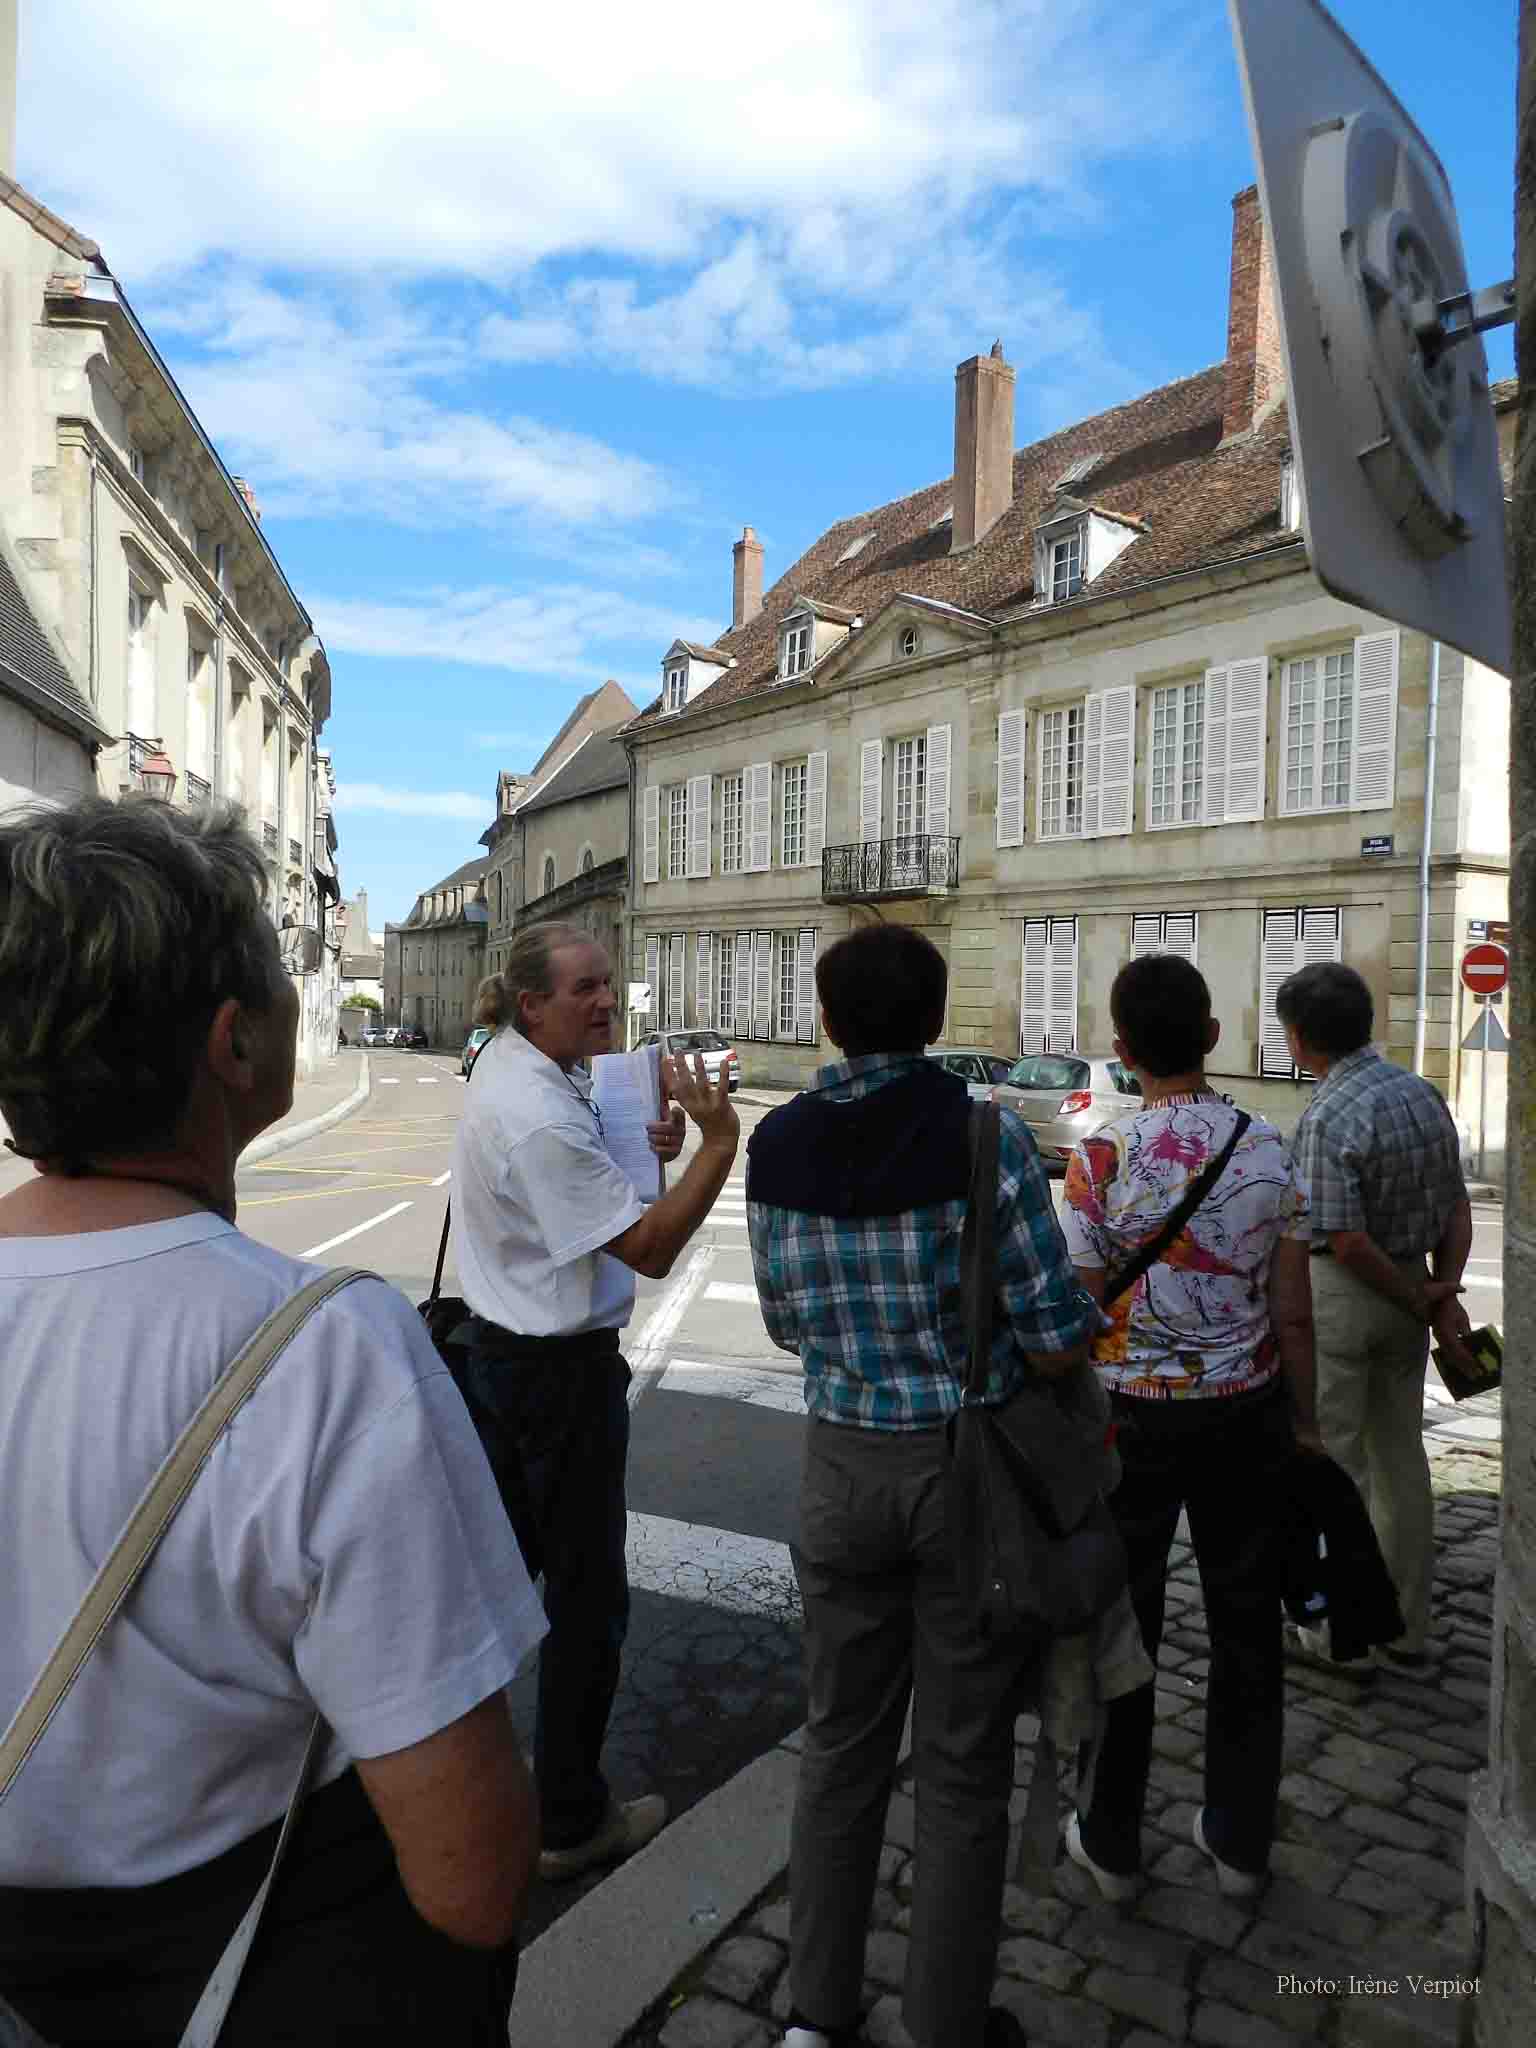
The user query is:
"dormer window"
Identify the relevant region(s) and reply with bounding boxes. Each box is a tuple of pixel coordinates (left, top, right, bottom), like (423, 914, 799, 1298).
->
(1279, 453, 1300, 532)
(664, 665, 686, 713)
(780, 619, 811, 679)
(1048, 527, 1084, 603)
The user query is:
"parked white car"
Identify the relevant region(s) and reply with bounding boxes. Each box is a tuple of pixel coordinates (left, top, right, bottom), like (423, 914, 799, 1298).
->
(635, 1029, 741, 1092)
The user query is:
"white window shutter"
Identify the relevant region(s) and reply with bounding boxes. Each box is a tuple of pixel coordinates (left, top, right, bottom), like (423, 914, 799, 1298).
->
(1201, 667, 1229, 824)
(1164, 911, 1198, 964)
(1046, 918, 1078, 1052)
(642, 784, 660, 884)
(752, 931, 773, 1040)
(746, 763, 772, 871)
(1079, 692, 1104, 838)
(996, 709, 1025, 847)
(795, 928, 818, 1044)
(1095, 686, 1135, 836)
(805, 751, 828, 865)
(645, 934, 661, 1017)
(687, 775, 712, 878)
(1350, 629, 1399, 809)
(734, 932, 753, 1035)
(1259, 911, 1299, 1076)
(667, 933, 686, 1028)
(1130, 913, 1163, 959)
(696, 932, 714, 1029)
(1301, 904, 1342, 965)
(859, 739, 883, 842)
(924, 724, 951, 838)
(1223, 656, 1268, 821)
(1019, 919, 1049, 1055)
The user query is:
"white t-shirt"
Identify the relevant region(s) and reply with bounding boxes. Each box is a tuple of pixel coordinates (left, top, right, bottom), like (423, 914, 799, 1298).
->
(0, 1214, 547, 1887)
(452, 1029, 646, 1337)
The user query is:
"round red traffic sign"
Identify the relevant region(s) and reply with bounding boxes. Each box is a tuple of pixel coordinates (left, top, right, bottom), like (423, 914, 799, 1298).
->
(1461, 943, 1509, 996)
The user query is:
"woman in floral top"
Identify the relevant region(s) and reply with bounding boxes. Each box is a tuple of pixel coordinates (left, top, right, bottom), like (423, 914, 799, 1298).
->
(1057, 954, 1320, 1903)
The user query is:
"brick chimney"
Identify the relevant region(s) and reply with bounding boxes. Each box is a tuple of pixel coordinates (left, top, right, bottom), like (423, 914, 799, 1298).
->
(732, 525, 764, 629)
(232, 476, 262, 524)
(1221, 186, 1285, 442)
(951, 341, 1015, 553)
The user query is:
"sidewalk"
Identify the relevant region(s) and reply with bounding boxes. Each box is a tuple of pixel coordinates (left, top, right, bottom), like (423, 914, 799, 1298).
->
(514, 1433, 1501, 2048)
(241, 1047, 371, 1163)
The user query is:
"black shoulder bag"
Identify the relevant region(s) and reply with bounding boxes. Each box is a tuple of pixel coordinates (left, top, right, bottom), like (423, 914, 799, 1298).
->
(944, 1104, 1126, 1646)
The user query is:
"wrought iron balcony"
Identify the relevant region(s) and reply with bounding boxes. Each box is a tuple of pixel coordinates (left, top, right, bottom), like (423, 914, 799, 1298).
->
(822, 835, 961, 901)
(184, 772, 211, 808)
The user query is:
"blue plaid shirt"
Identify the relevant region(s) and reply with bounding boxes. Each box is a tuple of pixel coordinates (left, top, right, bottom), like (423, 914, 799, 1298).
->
(747, 1054, 1097, 1431)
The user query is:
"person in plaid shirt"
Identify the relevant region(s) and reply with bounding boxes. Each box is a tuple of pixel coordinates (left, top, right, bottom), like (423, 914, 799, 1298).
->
(747, 923, 1094, 2048)
(1278, 962, 1474, 1667)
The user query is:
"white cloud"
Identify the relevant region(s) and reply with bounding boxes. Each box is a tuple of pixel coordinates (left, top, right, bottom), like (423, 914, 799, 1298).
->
(335, 783, 489, 821)
(314, 584, 722, 676)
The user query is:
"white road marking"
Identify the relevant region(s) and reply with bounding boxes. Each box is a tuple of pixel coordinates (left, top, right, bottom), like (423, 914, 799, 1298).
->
(661, 1359, 804, 1415)
(626, 1242, 719, 1407)
(626, 1509, 795, 1618)
(704, 1281, 761, 1306)
(301, 1201, 413, 1259)
(432, 1169, 452, 1187)
(417, 1077, 440, 1085)
(709, 1217, 749, 1230)
(379, 1078, 400, 1086)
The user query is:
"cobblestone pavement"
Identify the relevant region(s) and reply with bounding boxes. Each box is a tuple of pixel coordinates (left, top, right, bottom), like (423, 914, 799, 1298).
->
(626, 1440, 1500, 2048)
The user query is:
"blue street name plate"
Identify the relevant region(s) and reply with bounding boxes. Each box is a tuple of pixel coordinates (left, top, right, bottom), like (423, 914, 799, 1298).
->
(1361, 834, 1394, 857)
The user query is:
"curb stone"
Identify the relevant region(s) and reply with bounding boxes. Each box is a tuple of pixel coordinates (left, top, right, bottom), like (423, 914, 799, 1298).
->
(241, 1053, 371, 1165)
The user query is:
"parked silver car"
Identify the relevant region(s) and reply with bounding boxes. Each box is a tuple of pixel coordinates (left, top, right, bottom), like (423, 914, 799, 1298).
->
(990, 1052, 1142, 1169)
(635, 1028, 740, 1092)
(926, 1049, 1019, 1101)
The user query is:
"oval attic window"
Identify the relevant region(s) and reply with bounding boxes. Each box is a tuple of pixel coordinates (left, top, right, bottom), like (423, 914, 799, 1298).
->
(899, 627, 920, 659)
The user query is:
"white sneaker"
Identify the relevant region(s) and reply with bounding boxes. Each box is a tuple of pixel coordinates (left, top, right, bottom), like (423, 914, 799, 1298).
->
(1193, 1807, 1265, 1899)
(537, 1794, 667, 1882)
(1064, 1810, 1139, 1903)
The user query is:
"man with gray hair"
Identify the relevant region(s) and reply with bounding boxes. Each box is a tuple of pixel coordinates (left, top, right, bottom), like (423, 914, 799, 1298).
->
(453, 922, 739, 1880)
(1277, 961, 1474, 1669)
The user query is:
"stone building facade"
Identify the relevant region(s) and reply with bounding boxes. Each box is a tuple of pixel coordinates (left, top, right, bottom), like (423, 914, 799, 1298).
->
(383, 856, 489, 1048)
(495, 728, 629, 983)
(623, 191, 1512, 1179)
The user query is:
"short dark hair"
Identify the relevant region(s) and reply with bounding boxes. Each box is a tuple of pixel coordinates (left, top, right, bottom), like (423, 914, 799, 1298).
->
(1110, 954, 1212, 1077)
(1275, 961, 1373, 1058)
(0, 795, 284, 1168)
(815, 924, 947, 1057)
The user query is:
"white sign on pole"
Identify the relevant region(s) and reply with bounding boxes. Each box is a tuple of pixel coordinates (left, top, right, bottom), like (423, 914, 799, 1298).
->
(1228, 0, 1511, 676)
(628, 981, 654, 1013)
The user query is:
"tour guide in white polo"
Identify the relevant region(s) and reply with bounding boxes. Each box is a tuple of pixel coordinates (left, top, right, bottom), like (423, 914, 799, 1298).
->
(451, 920, 739, 1880)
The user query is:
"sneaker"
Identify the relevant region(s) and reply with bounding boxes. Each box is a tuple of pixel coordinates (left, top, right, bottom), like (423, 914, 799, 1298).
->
(537, 1794, 667, 1882)
(1192, 1808, 1265, 1899)
(1282, 1619, 1374, 1678)
(1064, 1810, 1139, 1903)
(1375, 1642, 1434, 1672)
(782, 2020, 860, 2048)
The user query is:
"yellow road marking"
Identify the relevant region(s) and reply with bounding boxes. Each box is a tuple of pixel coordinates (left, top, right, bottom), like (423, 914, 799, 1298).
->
(237, 1177, 438, 1208)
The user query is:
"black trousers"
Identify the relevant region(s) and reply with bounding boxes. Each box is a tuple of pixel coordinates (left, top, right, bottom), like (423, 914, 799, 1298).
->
(1080, 1380, 1293, 1877)
(460, 1323, 632, 1851)
(0, 1769, 518, 2046)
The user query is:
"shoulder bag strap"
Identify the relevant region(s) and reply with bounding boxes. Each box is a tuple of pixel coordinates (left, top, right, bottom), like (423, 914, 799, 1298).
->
(430, 1201, 452, 1305)
(1100, 1110, 1252, 1311)
(959, 1102, 1002, 1402)
(0, 1264, 371, 2047)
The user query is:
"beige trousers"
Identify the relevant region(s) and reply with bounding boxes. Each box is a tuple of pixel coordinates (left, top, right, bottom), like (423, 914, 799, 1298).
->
(1310, 1254, 1434, 1653)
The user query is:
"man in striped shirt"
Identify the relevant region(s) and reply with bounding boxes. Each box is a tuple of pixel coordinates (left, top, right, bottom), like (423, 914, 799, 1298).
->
(748, 923, 1095, 2048)
(1279, 963, 1474, 1666)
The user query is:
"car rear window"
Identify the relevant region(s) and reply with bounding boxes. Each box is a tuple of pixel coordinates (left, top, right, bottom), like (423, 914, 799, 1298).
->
(1006, 1055, 1090, 1092)
(1108, 1060, 1141, 1096)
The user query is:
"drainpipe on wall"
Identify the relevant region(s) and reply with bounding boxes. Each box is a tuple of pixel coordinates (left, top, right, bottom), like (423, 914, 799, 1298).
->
(86, 440, 101, 711)
(1412, 639, 1441, 1076)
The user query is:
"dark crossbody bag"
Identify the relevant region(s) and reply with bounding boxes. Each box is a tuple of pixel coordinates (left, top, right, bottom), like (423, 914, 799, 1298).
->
(415, 1205, 507, 1453)
(944, 1104, 1126, 1646)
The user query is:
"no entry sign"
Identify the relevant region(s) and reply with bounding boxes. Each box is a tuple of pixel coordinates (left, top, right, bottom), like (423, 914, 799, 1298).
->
(1460, 943, 1509, 997)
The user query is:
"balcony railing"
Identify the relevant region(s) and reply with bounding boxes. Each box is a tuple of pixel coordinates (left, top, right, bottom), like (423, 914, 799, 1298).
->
(262, 821, 278, 856)
(822, 835, 961, 901)
(185, 771, 211, 808)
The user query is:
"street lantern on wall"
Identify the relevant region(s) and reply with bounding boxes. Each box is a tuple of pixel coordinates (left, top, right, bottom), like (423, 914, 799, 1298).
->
(137, 749, 178, 802)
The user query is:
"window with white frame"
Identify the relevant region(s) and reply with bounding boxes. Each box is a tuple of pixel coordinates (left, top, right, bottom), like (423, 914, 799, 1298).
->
(899, 626, 920, 659)
(1279, 631, 1400, 816)
(1019, 917, 1078, 1055)
(775, 932, 798, 1040)
(1037, 705, 1084, 839)
(1148, 681, 1205, 828)
(780, 617, 811, 679)
(542, 854, 556, 896)
(1259, 906, 1342, 1077)
(717, 934, 737, 1032)
(126, 583, 156, 739)
(1049, 526, 1084, 603)
(780, 758, 807, 866)
(664, 665, 686, 713)
(667, 784, 689, 879)
(892, 734, 927, 839)
(720, 772, 744, 873)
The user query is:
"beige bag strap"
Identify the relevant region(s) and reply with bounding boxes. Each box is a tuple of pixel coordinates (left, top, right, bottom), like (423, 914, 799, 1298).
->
(0, 1265, 369, 1796)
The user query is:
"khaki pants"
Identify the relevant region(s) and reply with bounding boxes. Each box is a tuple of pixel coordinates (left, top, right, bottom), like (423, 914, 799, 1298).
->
(1310, 1255, 1434, 1654)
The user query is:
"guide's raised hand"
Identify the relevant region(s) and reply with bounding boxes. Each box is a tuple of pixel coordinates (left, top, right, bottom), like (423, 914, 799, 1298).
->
(661, 1052, 739, 1150)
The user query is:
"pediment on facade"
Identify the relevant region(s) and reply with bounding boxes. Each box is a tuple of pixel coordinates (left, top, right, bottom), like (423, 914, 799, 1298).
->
(816, 592, 991, 687)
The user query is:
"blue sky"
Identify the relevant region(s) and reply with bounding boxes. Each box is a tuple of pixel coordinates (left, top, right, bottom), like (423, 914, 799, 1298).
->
(17, 0, 1517, 928)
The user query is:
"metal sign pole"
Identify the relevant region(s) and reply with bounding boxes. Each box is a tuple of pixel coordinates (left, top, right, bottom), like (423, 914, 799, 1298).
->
(1478, 1000, 1491, 1180)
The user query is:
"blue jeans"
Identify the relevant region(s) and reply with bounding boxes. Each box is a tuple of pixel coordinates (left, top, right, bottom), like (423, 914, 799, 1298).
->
(461, 1326, 631, 1850)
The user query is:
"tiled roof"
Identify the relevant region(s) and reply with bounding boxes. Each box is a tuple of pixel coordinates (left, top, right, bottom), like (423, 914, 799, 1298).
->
(0, 544, 112, 748)
(516, 730, 629, 817)
(672, 639, 731, 664)
(627, 364, 1297, 729)
(527, 678, 638, 776)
